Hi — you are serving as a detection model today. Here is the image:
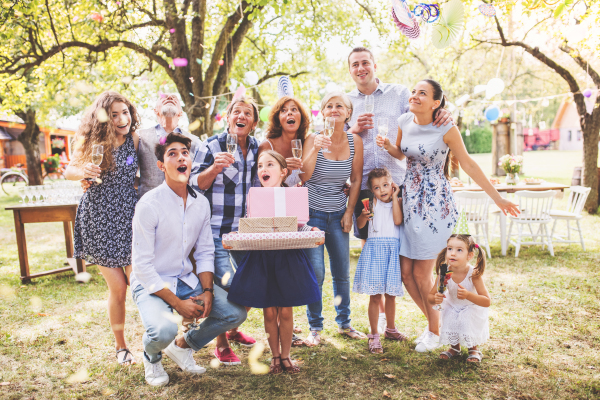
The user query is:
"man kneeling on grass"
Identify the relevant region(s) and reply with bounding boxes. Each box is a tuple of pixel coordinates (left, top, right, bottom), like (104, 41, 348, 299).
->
(130, 133, 247, 386)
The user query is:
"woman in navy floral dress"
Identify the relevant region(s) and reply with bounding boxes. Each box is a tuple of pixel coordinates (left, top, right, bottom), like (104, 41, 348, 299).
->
(65, 91, 140, 366)
(378, 79, 519, 353)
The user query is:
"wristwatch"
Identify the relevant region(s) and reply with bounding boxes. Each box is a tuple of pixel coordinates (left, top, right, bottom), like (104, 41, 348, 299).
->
(203, 288, 214, 297)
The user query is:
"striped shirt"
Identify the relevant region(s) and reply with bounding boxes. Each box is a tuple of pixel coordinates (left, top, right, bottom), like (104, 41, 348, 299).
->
(305, 131, 355, 212)
(346, 80, 409, 190)
(189, 130, 259, 238)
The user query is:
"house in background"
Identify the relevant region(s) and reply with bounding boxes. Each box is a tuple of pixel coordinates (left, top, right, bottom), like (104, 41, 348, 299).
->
(0, 120, 76, 169)
(551, 95, 595, 151)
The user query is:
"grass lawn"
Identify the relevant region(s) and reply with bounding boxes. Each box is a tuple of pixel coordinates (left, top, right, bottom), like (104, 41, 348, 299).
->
(1, 150, 600, 399)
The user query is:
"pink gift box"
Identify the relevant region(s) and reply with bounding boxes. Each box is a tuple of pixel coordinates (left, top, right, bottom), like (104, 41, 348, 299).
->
(222, 231, 325, 251)
(247, 187, 309, 226)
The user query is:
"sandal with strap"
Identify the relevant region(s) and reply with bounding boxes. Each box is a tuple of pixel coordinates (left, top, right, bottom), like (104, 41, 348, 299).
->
(367, 333, 383, 354)
(439, 347, 461, 360)
(116, 348, 136, 366)
(269, 356, 283, 375)
(467, 350, 483, 363)
(291, 333, 305, 347)
(384, 327, 408, 341)
(338, 326, 367, 340)
(281, 357, 300, 374)
(304, 331, 321, 346)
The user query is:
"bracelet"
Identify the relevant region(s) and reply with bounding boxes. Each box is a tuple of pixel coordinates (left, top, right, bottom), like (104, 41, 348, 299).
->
(203, 288, 214, 296)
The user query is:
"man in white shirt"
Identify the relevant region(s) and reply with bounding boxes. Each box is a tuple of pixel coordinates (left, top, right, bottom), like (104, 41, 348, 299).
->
(130, 133, 247, 386)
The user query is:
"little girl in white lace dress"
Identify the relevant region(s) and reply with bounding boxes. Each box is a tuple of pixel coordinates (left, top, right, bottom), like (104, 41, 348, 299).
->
(428, 234, 491, 362)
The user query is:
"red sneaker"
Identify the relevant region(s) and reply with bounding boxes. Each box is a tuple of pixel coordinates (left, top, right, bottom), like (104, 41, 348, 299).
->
(214, 347, 241, 366)
(226, 330, 256, 347)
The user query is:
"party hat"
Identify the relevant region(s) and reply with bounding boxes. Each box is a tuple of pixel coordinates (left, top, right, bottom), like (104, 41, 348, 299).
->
(452, 210, 470, 236)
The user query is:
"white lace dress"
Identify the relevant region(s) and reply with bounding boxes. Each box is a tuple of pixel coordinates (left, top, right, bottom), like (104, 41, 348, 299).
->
(439, 265, 489, 348)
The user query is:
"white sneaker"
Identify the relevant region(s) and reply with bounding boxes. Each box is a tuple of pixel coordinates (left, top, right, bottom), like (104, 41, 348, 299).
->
(164, 341, 206, 374)
(415, 331, 442, 353)
(143, 357, 169, 387)
(377, 314, 386, 334)
(415, 328, 429, 344)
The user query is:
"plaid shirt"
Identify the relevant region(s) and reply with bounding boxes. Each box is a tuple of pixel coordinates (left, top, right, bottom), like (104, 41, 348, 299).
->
(346, 80, 410, 190)
(189, 131, 259, 238)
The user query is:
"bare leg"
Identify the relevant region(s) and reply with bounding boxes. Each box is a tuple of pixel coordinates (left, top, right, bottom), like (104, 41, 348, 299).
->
(264, 307, 281, 358)
(400, 256, 426, 314)
(378, 296, 385, 313)
(412, 259, 439, 335)
(384, 294, 396, 329)
(368, 295, 382, 334)
(278, 307, 294, 360)
(98, 265, 131, 363)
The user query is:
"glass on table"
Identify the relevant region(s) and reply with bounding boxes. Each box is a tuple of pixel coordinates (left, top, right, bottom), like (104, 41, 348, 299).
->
(18, 186, 27, 205)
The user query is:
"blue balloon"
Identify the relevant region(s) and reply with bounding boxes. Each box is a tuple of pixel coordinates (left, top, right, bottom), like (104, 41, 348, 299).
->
(485, 106, 500, 121)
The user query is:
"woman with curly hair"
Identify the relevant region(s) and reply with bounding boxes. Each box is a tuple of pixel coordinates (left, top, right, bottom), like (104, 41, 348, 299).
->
(65, 91, 140, 366)
(257, 96, 311, 186)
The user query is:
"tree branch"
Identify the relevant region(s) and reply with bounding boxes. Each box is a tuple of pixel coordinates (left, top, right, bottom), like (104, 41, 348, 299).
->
(559, 44, 600, 88)
(256, 70, 309, 85)
(353, 0, 383, 36)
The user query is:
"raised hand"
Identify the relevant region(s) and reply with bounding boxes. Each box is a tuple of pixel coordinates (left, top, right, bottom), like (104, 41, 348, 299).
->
(434, 292, 445, 304)
(83, 163, 102, 179)
(313, 134, 332, 150)
(213, 152, 235, 173)
(352, 113, 374, 132)
(495, 198, 520, 217)
(285, 157, 303, 171)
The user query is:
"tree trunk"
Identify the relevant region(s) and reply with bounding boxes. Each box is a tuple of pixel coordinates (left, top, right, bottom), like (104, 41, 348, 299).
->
(582, 120, 599, 213)
(16, 109, 44, 186)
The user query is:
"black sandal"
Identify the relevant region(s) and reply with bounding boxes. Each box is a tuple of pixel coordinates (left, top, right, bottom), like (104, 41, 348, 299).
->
(116, 348, 136, 365)
(281, 357, 300, 374)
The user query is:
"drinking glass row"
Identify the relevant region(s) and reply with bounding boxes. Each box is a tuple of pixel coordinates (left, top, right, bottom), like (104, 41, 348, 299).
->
(18, 181, 84, 206)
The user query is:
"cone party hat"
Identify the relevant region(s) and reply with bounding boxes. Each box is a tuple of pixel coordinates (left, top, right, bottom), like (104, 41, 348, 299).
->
(452, 210, 471, 236)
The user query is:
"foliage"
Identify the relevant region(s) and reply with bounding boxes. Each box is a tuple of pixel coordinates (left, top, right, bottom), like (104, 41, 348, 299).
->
(42, 154, 60, 173)
(461, 125, 492, 154)
(498, 154, 524, 174)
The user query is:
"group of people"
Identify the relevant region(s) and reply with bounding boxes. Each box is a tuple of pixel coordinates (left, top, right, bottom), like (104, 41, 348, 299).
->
(65, 46, 520, 386)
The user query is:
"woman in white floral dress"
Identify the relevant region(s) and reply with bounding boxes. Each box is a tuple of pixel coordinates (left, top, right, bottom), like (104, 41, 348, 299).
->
(378, 79, 519, 353)
(65, 91, 140, 366)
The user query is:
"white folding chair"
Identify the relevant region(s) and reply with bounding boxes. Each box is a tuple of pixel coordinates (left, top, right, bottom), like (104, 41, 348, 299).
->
(550, 186, 591, 250)
(455, 191, 492, 258)
(508, 190, 556, 257)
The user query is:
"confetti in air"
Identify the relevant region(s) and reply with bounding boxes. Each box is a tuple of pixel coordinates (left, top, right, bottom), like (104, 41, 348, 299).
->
(159, 136, 167, 145)
(95, 178, 102, 184)
(121, 76, 133, 84)
(334, 295, 342, 306)
(173, 58, 188, 67)
(210, 359, 220, 369)
(75, 272, 92, 283)
(170, 28, 175, 33)
(221, 272, 231, 287)
(66, 368, 89, 384)
(218, 60, 224, 66)
(96, 108, 108, 123)
(90, 12, 103, 22)
(30, 296, 42, 312)
(248, 342, 269, 375)
(188, 120, 201, 131)
(196, 58, 202, 64)
(126, 156, 134, 165)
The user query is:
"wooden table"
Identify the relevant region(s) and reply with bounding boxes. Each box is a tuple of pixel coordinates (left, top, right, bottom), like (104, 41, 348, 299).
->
(5, 203, 85, 283)
(452, 182, 569, 256)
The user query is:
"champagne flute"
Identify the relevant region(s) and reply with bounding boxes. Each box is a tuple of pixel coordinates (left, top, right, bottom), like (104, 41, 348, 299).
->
(18, 187, 26, 205)
(90, 144, 104, 183)
(291, 139, 304, 174)
(364, 95, 374, 114)
(322, 117, 335, 154)
(378, 117, 389, 152)
(226, 133, 237, 171)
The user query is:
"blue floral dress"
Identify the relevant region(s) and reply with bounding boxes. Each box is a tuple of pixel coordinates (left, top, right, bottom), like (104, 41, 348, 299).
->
(398, 113, 457, 260)
(74, 134, 138, 268)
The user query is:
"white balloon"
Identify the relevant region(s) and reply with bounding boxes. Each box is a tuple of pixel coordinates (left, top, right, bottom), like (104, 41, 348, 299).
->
(325, 82, 338, 93)
(447, 102, 456, 113)
(473, 85, 487, 95)
(244, 71, 259, 86)
(229, 79, 238, 92)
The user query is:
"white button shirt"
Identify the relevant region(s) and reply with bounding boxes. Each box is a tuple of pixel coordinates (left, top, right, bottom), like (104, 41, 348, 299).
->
(130, 182, 215, 294)
(346, 80, 410, 189)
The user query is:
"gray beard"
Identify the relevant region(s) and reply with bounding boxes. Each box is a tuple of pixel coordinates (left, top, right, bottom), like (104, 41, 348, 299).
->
(161, 105, 178, 118)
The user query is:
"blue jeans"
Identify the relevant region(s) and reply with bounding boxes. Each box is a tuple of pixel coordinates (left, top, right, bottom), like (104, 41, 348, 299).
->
(213, 237, 246, 289)
(132, 280, 247, 364)
(303, 208, 351, 331)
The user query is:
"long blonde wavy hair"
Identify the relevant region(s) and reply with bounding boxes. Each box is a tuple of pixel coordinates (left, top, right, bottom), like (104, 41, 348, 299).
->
(73, 91, 140, 172)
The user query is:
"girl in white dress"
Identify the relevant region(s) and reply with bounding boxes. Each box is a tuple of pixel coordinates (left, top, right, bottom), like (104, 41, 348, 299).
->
(428, 234, 490, 362)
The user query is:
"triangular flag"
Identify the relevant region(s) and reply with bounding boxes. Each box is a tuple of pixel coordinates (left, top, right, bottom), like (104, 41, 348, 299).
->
(452, 210, 470, 236)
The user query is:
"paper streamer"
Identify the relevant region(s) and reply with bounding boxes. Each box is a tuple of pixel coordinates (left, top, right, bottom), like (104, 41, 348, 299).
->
(391, 0, 413, 26)
(392, 9, 421, 39)
(413, 3, 440, 23)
